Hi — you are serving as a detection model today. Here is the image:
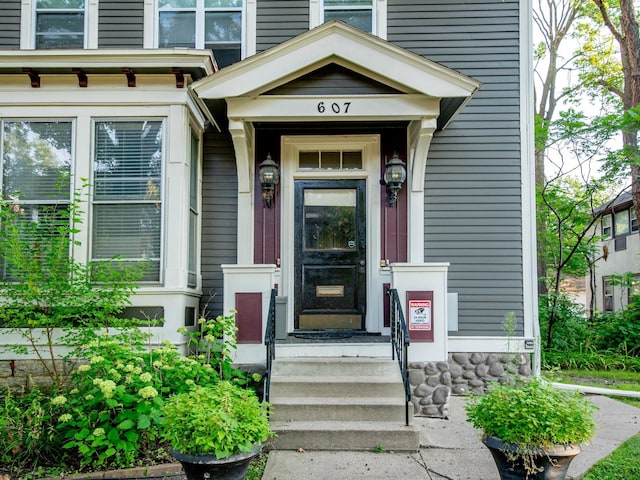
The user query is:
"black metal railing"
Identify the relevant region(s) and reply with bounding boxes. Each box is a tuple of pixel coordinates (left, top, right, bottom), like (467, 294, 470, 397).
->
(388, 288, 411, 426)
(263, 288, 277, 403)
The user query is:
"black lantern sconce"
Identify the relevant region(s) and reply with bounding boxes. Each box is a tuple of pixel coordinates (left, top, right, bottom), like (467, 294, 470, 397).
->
(381, 152, 407, 207)
(259, 153, 280, 208)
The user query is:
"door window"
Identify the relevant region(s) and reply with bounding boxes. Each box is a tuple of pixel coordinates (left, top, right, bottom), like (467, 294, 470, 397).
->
(303, 189, 356, 251)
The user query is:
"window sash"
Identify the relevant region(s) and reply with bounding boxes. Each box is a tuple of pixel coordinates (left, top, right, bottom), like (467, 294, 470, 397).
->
(35, 1, 85, 49)
(323, 0, 373, 33)
(92, 120, 164, 282)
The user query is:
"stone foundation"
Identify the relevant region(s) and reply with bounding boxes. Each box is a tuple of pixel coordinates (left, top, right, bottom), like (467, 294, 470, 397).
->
(0, 359, 78, 390)
(409, 352, 532, 418)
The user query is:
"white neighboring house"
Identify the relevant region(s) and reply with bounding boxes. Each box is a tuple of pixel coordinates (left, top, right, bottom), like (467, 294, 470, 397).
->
(589, 192, 640, 313)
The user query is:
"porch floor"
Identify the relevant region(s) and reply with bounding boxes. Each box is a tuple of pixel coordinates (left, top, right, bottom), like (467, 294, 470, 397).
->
(279, 332, 390, 343)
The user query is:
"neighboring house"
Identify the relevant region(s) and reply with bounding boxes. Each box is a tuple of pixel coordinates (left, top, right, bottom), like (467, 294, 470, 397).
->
(0, 1, 537, 413)
(589, 192, 640, 313)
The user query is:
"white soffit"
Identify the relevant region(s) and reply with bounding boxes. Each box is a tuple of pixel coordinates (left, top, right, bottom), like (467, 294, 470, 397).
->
(192, 20, 480, 101)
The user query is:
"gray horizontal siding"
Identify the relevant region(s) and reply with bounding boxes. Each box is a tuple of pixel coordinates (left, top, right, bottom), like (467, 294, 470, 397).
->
(388, 0, 524, 335)
(256, 0, 309, 52)
(200, 128, 238, 316)
(0, 0, 21, 50)
(98, 0, 144, 48)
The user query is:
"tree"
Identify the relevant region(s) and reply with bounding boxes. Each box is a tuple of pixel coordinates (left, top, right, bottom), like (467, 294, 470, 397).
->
(581, 1, 640, 221)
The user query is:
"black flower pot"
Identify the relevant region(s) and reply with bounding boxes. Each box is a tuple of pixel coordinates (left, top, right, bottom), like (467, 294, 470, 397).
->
(483, 436, 582, 480)
(171, 446, 260, 480)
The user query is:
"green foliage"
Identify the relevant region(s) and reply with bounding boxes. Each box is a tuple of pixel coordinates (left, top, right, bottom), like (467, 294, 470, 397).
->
(593, 303, 640, 357)
(179, 310, 238, 380)
(0, 388, 67, 469)
(465, 379, 597, 474)
(161, 381, 272, 459)
(0, 185, 146, 387)
(539, 294, 592, 351)
(56, 328, 225, 468)
(542, 348, 640, 372)
(583, 434, 640, 480)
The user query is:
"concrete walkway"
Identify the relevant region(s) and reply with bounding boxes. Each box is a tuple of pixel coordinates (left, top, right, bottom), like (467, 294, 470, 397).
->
(262, 395, 640, 480)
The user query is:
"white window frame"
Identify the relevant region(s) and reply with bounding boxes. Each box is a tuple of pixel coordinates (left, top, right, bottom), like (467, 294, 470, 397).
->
(21, 0, 98, 49)
(149, 0, 256, 61)
(309, 0, 386, 39)
(631, 208, 638, 233)
(601, 214, 612, 238)
(603, 277, 614, 312)
(614, 210, 630, 236)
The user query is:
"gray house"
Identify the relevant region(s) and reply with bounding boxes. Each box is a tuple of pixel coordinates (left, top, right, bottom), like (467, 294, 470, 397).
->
(0, 0, 536, 448)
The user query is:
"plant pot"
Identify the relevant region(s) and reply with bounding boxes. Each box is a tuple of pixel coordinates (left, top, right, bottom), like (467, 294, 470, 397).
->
(483, 436, 582, 480)
(171, 445, 261, 480)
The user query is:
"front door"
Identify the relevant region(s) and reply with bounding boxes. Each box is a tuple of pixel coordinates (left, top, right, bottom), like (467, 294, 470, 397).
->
(294, 179, 366, 330)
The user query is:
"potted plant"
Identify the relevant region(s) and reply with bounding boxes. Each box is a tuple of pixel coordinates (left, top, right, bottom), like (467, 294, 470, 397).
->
(161, 381, 273, 480)
(464, 379, 597, 480)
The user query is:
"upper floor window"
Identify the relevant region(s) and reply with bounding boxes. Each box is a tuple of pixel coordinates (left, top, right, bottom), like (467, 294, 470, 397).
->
(631, 208, 638, 233)
(324, 0, 373, 33)
(615, 210, 630, 236)
(601, 214, 612, 238)
(35, 0, 86, 49)
(158, 0, 243, 68)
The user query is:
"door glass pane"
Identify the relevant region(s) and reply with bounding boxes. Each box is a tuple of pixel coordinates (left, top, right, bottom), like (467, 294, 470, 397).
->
(304, 189, 356, 251)
(342, 151, 362, 169)
(320, 151, 340, 169)
(299, 151, 319, 169)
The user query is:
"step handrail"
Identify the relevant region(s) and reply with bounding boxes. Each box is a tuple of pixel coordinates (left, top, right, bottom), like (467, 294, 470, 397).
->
(263, 288, 277, 403)
(388, 287, 411, 426)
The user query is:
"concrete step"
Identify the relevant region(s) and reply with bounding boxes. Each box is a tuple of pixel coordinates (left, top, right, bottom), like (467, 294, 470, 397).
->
(270, 396, 408, 422)
(269, 375, 405, 397)
(269, 421, 419, 452)
(271, 357, 401, 377)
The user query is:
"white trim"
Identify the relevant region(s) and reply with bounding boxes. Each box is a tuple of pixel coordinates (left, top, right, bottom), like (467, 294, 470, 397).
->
(87, 0, 99, 48)
(245, 0, 257, 57)
(144, 0, 155, 48)
(193, 21, 479, 101)
(226, 95, 439, 122)
(520, 0, 539, 373)
(448, 336, 536, 355)
(280, 135, 383, 334)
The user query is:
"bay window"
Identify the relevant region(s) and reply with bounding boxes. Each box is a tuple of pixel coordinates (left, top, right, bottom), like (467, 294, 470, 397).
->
(92, 120, 164, 282)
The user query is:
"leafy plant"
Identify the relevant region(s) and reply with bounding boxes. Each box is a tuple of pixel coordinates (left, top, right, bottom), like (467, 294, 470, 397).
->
(465, 379, 597, 474)
(161, 381, 272, 459)
(0, 184, 146, 387)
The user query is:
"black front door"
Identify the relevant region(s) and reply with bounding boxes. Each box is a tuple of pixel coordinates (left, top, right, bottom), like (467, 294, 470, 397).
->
(294, 179, 366, 330)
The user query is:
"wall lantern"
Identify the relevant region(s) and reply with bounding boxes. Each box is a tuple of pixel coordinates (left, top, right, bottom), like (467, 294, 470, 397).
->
(259, 153, 279, 208)
(382, 152, 407, 207)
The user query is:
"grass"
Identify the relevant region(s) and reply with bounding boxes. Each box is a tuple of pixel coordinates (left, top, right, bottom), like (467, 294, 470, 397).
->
(246, 452, 269, 480)
(582, 434, 640, 480)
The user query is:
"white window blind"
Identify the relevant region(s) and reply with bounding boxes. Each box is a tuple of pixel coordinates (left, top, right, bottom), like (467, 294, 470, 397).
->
(92, 121, 163, 282)
(1, 120, 72, 279)
(35, 0, 85, 49)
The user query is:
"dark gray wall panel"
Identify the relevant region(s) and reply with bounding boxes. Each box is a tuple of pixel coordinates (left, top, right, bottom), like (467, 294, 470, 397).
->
(388, 0, 524, 335)
(256, 0, 308, 52)
(99, 0, 144, 48)
(0, 0, 21, 50)
(200, 128, 238, 316)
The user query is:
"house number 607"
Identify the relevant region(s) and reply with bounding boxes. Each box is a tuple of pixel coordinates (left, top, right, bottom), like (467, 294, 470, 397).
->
(317, 101, 351, 114)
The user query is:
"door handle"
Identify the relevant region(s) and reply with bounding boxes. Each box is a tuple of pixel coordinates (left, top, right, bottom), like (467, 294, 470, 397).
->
(359, 260, 366, 266)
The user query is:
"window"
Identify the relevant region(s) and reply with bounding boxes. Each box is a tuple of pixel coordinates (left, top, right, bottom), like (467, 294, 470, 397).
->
(92, 120, 164, 282)
(615, 210, 630, 236)
(188, 130, 199, 288)
(299, 150, 362, 170)
(35, 0, 85, 49)
(158, 0, 243, 68)
(323, 0, 373, 33)
(603, 278, 614, 312)
(1, 120, 72, 278)
(601, 214, 612, 238)
(631, 208, 638, 233)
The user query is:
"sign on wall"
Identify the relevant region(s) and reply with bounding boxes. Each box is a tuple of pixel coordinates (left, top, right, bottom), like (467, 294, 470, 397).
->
(406, 291, 434, 342)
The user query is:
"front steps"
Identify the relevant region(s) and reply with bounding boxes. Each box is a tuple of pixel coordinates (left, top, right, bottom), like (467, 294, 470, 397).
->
(268, 357, 419, 451)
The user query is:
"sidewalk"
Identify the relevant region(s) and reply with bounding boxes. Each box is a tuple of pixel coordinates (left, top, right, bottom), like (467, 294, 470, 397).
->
(262, 395, 640, 480)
